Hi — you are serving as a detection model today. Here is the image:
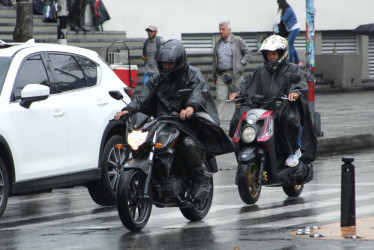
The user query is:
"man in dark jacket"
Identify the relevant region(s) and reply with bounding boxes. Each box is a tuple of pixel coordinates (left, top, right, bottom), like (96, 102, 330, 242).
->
(229, 35, 317, 166)
(115, 39, 236, 201)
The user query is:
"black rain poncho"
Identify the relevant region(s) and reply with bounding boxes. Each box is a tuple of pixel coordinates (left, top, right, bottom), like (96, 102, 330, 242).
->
(229, 63, 317, 162)
(124, 63, 237, 156)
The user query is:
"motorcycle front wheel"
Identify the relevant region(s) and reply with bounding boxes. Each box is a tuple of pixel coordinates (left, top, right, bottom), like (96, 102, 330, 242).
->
(117, 170, 152, 231)
(237, 160, 261, 204)
(180, 161, 214, 221)
(282, 183, 304, 197)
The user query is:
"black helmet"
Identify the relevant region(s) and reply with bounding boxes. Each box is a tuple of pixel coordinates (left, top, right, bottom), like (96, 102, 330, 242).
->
(155, 39, 187, 82)
(260, 35, 289, 73)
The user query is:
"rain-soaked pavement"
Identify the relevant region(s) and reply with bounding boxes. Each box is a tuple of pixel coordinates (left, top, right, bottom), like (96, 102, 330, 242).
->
(1, 149, 374, 250)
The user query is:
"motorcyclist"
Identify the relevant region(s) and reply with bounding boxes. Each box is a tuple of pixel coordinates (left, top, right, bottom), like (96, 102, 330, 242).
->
(229, 35, 317, 166)
(115, 39, 235, 201)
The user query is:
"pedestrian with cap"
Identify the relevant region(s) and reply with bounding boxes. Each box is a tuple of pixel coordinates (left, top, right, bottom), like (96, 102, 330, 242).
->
(142, 25, 165, 88)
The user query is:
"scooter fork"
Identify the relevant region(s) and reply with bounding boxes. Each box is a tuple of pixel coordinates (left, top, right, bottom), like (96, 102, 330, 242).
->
(257, 149, 266, 186)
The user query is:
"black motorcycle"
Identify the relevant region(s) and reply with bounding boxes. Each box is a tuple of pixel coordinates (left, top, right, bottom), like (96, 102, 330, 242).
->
(109, 89, 217, 231)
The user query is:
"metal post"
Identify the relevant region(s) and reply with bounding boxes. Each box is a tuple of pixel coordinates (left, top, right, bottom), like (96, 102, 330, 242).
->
(341, 156, 356, 227)
(306, 0, 322, 136)
(57, 0, 67, 45)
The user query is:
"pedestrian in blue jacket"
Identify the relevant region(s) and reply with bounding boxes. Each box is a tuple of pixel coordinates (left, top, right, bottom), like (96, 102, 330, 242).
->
(277, 0, 301, 66)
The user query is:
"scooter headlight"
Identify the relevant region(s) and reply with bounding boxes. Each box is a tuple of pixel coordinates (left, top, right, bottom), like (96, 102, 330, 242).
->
(127, 130, 148, 150)
(246, 113, 258, 125)
(241, 126, 257, 143)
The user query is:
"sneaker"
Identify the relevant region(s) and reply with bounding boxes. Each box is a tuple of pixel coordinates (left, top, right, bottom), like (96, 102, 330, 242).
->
(297, 62, 302, 67)
(285, 154, 299, 167)
(192, 168, 212, 201)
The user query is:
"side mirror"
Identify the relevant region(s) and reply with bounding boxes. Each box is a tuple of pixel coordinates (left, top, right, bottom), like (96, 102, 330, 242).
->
(223, 74, 232, 85)
(124, 87, 134, 99)
(175, 88, 192, 100)
(20, 84, 50, 109)
(290, 73, 301, 84)
(109, 90, 124, 100)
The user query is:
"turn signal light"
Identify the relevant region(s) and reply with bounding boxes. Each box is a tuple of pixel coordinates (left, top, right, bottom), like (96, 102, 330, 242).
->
(115, 144, 124, 149)
(155, 143, 163, 148)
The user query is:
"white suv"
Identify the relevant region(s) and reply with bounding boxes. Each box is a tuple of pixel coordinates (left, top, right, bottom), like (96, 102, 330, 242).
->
(0, 41, 131, 217)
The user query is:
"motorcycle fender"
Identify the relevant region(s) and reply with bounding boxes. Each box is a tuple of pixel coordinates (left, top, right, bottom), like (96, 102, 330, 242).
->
(237, 146, 256, 163)
(123, 158, 149, 174)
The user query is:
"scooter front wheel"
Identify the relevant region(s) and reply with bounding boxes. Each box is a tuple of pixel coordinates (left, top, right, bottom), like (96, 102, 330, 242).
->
(282, 183, 304, 197)
(237, 160, 261, 204)
(117, 170, 152, 231)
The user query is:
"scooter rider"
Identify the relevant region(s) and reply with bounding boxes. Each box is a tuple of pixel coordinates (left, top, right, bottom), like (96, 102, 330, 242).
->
(115, 39, 234, 201)
(229, 35, 317, 166)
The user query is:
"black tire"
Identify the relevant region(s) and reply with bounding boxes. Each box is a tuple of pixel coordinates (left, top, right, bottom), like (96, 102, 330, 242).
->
(282, 183, 304, 197)
(88, 135, 128, 206)
(117, 170, 152, 231)
(0, 157, 9, 218)
(237, 160, 261, 204)
(180, 161, 214, 221)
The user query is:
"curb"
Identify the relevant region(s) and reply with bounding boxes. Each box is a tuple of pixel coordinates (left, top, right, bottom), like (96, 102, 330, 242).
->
(317, 134, 374, 155)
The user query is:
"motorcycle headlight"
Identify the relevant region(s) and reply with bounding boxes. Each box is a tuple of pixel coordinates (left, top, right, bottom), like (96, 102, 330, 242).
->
(246, 113, 258, 125)
(127, 130, 148, 150)
(241, 126, 256, 143)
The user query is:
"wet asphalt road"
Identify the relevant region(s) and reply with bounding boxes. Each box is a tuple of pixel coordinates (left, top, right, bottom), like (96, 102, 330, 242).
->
(1, 150, 374, 250)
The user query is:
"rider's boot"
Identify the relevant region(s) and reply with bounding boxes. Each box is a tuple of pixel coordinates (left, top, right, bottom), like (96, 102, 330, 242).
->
(192, 167, 212, 201)
(180, 136, 211, 201)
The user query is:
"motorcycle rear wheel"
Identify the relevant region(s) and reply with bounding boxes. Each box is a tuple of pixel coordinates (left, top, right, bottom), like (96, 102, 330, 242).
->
(282, 183, 304, 197)
(238, 160, 261, 204)
(117, 170, 152, 231)
(180, 161, 213, 221)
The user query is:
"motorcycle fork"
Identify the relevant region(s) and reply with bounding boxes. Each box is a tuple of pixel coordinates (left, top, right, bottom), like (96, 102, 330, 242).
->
(143, 131, 157, 198)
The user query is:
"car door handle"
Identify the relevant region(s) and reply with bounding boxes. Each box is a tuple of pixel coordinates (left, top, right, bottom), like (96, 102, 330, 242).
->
(96, 99, 108, 106)
(53, 110, 65, 118)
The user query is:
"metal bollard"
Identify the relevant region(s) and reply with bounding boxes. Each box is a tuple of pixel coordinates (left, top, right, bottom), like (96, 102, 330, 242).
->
(341, 156, 356, 227)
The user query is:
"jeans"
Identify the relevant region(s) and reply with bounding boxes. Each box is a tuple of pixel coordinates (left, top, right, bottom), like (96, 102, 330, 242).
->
(142, 72, 153, 88)
(288, 28, 300, 64)
(296, 126, 302, 149)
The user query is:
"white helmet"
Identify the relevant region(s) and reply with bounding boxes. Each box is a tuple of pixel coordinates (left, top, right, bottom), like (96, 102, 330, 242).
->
(260, 35, 289, 73)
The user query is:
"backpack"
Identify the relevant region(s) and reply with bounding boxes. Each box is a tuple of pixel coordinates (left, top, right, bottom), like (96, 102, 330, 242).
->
(142, 36, 162, 57)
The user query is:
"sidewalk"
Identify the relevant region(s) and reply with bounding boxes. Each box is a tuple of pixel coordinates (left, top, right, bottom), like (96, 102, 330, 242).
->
(220, 89, 374, 155)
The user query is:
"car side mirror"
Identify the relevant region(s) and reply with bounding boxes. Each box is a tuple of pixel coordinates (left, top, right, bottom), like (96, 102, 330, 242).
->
(20, 84, 50, 109)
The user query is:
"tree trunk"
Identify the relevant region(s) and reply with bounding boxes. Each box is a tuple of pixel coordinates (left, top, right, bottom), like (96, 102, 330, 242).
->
(13, 0, 33, 42)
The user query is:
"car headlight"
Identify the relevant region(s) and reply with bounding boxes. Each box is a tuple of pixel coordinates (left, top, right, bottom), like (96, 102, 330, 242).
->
(127, 130, 148, 150)
(246, 113, 258, 125)
(241, 126, 256, 143)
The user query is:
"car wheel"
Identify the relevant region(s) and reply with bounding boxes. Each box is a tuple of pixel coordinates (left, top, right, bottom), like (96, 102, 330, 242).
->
(88, 135, 129, 206)
(0, 157, 9, 218)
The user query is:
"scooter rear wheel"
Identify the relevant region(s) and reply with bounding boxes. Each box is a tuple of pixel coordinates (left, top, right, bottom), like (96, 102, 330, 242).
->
(117, 170, 152, 231)
(237, 159, 261, 204)
(282, 183, 304, 197)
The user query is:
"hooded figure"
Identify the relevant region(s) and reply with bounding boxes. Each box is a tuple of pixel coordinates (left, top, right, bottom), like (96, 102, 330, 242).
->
(229, 35, 317, 165)
(116, 39, 236, 200)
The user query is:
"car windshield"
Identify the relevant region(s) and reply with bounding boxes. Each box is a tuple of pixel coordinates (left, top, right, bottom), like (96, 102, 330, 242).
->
(0, 57, 12, 95)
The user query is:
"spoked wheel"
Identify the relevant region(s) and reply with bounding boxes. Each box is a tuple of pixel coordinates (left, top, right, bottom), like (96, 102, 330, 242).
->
(88, 135, 129, 206)
(180, 161, 213, 221)
(282, 183, 304, 197)
(237, 159, 261, 204)
(117, 170, 152, 231)
(0, 157, 9, 218)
